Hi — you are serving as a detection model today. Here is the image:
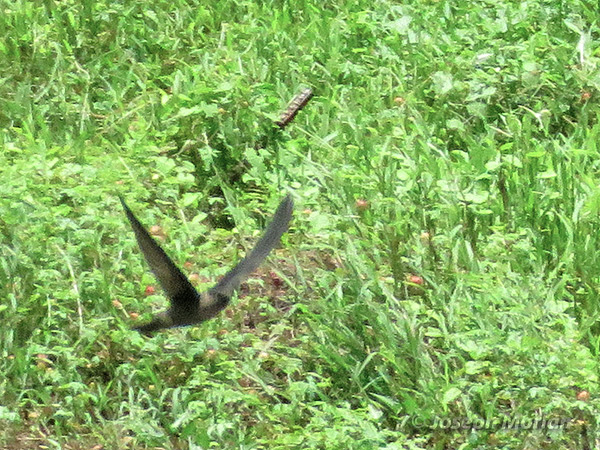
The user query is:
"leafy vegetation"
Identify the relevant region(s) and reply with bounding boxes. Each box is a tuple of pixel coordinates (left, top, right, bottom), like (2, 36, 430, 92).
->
(1, 0, 599, 448)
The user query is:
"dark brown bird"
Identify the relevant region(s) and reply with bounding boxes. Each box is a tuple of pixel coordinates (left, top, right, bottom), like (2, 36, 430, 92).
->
(120, 195, 293, 335)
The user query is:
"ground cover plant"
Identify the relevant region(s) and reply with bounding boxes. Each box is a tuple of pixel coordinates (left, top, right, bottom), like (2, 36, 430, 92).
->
(1, 0, 600, 448)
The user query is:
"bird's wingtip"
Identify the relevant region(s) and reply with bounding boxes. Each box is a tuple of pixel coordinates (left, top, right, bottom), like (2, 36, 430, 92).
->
(279, 193, 294, 215)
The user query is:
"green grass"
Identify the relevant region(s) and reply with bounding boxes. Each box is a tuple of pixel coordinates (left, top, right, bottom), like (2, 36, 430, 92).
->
(1, 0, 600, 448)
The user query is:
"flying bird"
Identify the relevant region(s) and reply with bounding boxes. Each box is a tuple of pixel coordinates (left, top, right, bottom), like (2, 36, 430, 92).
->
(120, 195, 293, 335)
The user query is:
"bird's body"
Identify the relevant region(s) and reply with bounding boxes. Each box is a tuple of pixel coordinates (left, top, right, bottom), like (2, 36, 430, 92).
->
(120, 195, 293, 334)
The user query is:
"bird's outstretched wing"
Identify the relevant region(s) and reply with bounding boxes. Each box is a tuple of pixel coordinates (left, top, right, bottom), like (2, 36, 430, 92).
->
(119, 196, 199, 313)
(120, 195, 293, 334)
(210, 194, 293, 298)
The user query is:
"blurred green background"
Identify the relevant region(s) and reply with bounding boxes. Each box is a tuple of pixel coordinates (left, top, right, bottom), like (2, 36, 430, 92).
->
(1, 0, 599, 448)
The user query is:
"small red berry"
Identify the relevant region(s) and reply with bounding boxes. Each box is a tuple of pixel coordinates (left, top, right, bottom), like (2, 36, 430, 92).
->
(269, 271, 283, 288)
(581, 91, 591, 102)
(355, 198, 369, 212)
(144, 285, 156, 296)
(407, 274, 424, 285)
(577, 390, 590, 401)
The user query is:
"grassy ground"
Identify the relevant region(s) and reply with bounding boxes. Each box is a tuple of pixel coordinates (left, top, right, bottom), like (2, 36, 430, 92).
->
(1, 0, 600, 448)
